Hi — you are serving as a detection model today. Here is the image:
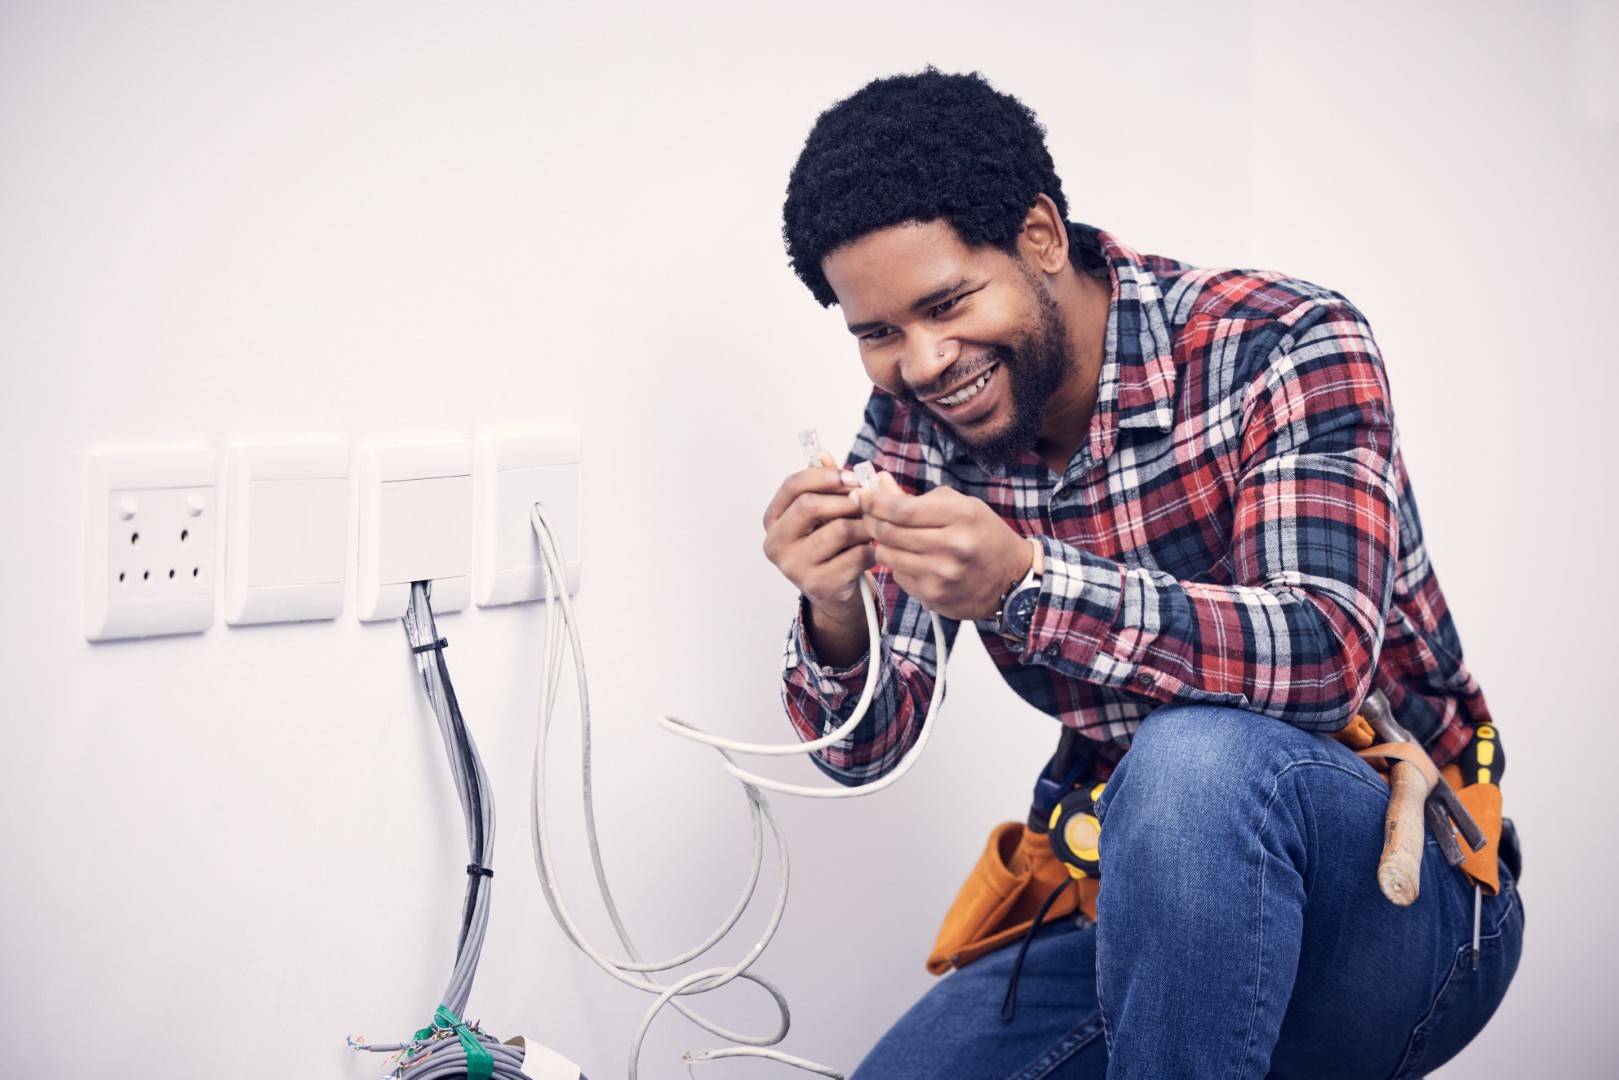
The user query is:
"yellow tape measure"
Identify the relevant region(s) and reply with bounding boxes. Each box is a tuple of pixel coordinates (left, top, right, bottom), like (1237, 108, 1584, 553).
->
(1048, 782, 1106, 880)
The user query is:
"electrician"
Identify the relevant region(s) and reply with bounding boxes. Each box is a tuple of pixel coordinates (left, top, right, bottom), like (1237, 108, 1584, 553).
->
(761, 69, 1522, 1080)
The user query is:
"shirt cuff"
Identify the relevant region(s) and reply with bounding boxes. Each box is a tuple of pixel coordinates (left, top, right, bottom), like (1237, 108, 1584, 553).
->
(783, 593, 874, 710)
(1025, 537, 1125, 671)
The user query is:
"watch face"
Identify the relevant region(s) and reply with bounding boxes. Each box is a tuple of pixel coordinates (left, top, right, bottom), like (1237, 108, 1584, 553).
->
(1005, 586, 1039, 638)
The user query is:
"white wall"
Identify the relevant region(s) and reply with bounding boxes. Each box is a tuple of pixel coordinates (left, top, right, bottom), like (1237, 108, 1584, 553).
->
(1, 2, 1613, 1077)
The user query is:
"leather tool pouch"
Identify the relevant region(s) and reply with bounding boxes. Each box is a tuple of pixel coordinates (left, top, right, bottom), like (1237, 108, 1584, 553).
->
(926, 820, 1099, 975)
(1341, 712, 1509, 895)
(1442, 764, 1507, 894)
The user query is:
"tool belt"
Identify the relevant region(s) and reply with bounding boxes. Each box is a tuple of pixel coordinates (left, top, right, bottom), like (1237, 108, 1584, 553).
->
(927, 708, 1507, 976)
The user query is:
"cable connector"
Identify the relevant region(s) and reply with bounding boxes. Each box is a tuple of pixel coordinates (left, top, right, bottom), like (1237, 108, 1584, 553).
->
(798, 428, 823, 469)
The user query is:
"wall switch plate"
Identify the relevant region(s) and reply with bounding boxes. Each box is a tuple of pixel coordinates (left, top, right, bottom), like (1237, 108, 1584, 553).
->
(224, 442, 349, 625)
(357, 441, 473, 621)
(475, 428, 582, 606)
(84, 447, 218, 642)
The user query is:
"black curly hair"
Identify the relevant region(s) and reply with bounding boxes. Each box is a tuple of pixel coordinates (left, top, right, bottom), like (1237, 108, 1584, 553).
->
(783, 68, 1076, 308)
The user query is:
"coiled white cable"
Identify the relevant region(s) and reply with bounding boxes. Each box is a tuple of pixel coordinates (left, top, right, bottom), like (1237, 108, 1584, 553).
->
(527, 494, 948, 1078)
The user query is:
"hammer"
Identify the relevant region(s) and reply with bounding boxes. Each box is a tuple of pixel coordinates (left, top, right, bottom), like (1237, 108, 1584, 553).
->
(1359, 693, 1486, 906)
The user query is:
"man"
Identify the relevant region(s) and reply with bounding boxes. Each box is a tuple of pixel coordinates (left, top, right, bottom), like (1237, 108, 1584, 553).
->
(762, 70, 1522, 1079)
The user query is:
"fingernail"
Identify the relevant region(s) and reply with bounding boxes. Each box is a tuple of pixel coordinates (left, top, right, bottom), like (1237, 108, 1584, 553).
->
(848, 490, 862, 509)
(840, 469, 858, 486)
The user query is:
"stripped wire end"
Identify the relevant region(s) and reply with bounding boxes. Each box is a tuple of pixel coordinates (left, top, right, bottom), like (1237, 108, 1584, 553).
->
(852, 460, 879, 492)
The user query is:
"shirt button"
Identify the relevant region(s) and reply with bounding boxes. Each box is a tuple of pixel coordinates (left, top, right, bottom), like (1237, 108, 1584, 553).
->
(1136, 672, 1154, 689)
(1043, 644, 1060, 660)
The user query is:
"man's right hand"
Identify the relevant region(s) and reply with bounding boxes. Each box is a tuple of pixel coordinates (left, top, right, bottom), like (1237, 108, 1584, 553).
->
(762, 451, 875, 667)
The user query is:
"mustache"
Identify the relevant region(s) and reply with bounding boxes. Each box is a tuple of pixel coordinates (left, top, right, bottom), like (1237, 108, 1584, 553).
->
(904, 348, 1010, 402)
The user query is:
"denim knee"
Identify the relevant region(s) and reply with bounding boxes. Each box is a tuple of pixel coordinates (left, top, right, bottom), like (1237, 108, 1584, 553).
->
(1092, 704, 1355, 858)
(1102, 702, 1290, 796)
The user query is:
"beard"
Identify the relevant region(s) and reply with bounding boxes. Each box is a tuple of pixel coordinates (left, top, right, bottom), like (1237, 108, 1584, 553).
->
(902, 281, 1074, 470)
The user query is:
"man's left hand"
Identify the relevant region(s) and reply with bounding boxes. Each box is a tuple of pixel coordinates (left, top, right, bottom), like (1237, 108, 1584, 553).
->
(852, 473, 1033, 622)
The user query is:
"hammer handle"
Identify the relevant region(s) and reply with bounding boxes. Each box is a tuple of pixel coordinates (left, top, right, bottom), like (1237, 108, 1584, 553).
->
(1377, 760, 1428, 907)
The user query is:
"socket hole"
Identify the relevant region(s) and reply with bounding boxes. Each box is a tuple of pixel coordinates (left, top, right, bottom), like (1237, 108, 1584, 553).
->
(180, 529, 189, 543)
(168, 569, 176, 579)
(130, 532, 140, 547)
(118, 572, 126, 583)
(142, 570, 150, 580)
(192, 568, 199, 577)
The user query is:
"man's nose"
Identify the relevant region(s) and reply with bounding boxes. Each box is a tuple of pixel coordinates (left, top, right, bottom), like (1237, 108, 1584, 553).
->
(901, 336, 958, 395)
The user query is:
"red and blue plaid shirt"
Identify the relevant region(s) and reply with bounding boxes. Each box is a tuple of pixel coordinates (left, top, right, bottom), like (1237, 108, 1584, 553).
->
(782, 225, 1490, 785)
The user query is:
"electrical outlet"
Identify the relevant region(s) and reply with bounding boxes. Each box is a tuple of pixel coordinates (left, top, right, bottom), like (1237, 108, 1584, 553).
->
(85, 448, 217, 641)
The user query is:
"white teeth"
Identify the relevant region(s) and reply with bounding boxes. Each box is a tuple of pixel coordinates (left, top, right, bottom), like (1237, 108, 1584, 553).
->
(937, 371, 990, 407)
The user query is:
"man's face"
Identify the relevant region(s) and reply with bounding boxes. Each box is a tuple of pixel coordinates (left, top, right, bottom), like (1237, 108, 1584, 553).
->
(821, 219, 1073, 469)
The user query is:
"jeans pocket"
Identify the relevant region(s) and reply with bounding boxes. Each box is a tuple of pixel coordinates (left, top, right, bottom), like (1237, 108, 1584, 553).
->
(1391, 879, 1524, 1079)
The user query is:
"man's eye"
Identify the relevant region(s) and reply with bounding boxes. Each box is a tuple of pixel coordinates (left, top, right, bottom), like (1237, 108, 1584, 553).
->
(933, 296, 962, 316)
(862, 327, 898, 343)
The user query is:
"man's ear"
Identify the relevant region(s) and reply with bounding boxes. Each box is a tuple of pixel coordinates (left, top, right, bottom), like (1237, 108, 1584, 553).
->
(1017, 193, 1070, 276)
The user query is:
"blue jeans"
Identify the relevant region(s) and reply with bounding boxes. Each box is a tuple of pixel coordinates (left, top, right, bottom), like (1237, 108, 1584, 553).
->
(852, 705, 1524, 1079)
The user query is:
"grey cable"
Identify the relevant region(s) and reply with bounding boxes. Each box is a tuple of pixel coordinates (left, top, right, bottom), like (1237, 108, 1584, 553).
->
(402, 581, 495, 1018)
(347, 581, 547, 1079)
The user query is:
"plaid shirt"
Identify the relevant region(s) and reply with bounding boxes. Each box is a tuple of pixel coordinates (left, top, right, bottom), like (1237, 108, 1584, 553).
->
(781, 225, 1490, 785)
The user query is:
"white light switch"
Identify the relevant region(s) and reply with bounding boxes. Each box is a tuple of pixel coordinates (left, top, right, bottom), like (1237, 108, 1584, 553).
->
(224, 443, 349, 625)
(357, 441, 473, 621)
(475, 428, 582, 606)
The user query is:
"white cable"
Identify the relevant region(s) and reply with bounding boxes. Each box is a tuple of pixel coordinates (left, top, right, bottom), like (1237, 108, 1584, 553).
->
(656, 603, 947, 795)
(529, 506, 809, 1078)
(653, 579, 884, 756)
(527, 479, 948, 1077)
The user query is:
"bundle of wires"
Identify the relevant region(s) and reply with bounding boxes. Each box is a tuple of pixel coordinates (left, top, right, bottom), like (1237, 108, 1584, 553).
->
(347, 580, 543, 1080)
(527, 498, 949, 1079)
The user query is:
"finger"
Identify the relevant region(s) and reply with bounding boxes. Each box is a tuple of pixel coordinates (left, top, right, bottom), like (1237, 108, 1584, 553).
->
(776, 490, 866, 541)
(764, 466, 861, 527)
(849, 470, 905, 515)
(860, 487, 961, 528)
(795, 529, 875, 598)
(794, 517, 872, 567)
(811, 535, 877, 585)
(862, 517, 951, 554)
(869, 545, 941, 599)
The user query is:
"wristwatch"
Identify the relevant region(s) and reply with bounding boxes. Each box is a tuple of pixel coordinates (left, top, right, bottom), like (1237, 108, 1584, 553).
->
(995, 537, 1045, 645)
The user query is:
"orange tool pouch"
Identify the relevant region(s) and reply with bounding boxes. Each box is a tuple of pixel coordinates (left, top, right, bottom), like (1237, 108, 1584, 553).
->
(926, 820, 1099, 975)
(1442, 766, 1504, 894)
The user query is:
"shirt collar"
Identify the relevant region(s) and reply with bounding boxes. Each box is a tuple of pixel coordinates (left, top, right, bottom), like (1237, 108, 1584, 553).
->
(1082, 225, 1178, 458)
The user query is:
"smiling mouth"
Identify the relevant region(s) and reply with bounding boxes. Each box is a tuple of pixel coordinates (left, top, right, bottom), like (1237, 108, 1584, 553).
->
(931, 364, 997, 407)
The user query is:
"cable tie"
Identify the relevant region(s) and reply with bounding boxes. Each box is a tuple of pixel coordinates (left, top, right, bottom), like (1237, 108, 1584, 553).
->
(411, 1006, 493, 1080)
(466, 863, 493, 879)
(411, 637, 449, 654)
